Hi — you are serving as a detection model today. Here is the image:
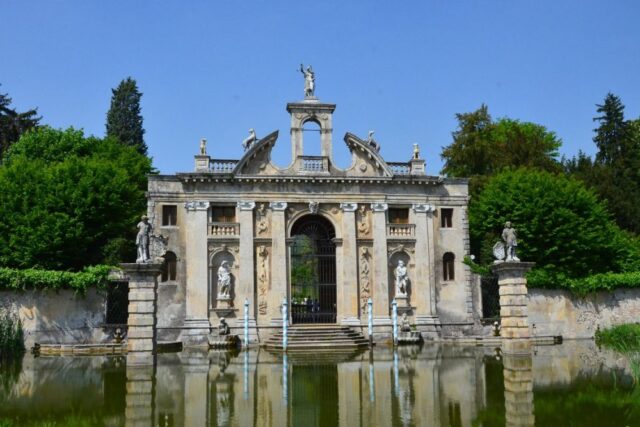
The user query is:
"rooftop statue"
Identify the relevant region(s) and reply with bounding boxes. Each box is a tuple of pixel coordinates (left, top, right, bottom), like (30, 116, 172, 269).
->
(299, 64, 315, 98)
(367, 130, 380, 152)
(199, 138, 207, 155)
(242, 129, 257, 151)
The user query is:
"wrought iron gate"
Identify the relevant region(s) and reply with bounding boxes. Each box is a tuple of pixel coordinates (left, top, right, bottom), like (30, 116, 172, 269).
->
(290, 215, 337, 324)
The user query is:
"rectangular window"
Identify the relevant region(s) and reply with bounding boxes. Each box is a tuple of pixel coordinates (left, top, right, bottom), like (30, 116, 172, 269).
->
(211, 206, 236, 223)
(388, 208, 409, 224)
(441, 208, 453, 228)
(162, 205, 177, 226)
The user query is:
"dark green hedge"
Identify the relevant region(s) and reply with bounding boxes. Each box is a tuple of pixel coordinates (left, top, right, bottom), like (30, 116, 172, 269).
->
(527, 270, 640, 296)
(0, 265, 113, 293)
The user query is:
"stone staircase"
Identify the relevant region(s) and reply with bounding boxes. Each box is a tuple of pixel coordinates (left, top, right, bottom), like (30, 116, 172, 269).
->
(262, 325, 369, 351)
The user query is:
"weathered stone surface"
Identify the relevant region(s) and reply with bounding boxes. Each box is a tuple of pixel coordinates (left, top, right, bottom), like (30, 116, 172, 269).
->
(128, 301, 156, 314)
(128, 314, 155, 326)
(127, 326, 154, 339)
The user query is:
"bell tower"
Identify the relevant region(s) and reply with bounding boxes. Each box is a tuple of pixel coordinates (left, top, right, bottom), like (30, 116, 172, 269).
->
(286, 99, 336, 162)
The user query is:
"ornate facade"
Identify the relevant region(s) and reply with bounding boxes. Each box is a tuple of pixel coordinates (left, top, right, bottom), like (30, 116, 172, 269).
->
(148, 93, 480, 345)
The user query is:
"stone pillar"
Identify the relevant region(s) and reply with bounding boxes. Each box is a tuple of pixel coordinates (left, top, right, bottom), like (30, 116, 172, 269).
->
(183, 200, 211, 347)
(182, 351, 210, 427)
(412, 204, 440, 337)
(121, 262, 162, 366)
(125, 364, 156, 427)
(502, 341, 535, 427)
(269, 201, 288, 324)
(237, 201, 258, 342)
(371, 202, 391, 337)
(340, 203, 359, 326)
(491, 262, 535, 339)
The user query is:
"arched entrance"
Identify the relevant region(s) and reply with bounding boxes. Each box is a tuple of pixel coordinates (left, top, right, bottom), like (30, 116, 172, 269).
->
(290, 215, 336, 324)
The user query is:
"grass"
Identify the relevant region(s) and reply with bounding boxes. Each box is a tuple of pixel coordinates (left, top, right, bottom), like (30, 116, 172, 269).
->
(596, 324, 640, 383)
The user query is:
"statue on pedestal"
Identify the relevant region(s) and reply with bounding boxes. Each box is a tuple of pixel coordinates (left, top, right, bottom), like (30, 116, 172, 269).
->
(136, 215, 152, 263)
(217, 261, 231, 298)
(502, 221, 520, 262)
(400, 313, 411, 332)
(218, 317, 230, 336)
(299, 64, 315, 97)
(394, 260, 409, 297)
(199, 138, 207, 155)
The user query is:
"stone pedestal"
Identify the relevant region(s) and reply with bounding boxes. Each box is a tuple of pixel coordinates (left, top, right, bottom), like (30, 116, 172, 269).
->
(121, 262, 162, 366)
(502, 341, 535, 427)
(491, 262, 535, 339)
(125, 364, 156, 427)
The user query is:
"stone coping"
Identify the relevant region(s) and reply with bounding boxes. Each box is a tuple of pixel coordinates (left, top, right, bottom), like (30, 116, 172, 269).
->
(34, 341, 182, 356)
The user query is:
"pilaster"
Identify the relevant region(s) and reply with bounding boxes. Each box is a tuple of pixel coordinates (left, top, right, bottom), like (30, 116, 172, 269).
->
(371, 202, 392, 336)
(269, 201, 288, 324)
(183, 200, 211, 346)
(339, 203, 359, 325)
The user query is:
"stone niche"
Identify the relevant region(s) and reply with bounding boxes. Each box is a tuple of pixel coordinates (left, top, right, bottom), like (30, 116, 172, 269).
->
(209, 245, 238, 312)
(388, 246, 414, 312)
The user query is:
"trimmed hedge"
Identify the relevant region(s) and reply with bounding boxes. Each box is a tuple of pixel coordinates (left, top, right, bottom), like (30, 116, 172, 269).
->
(0, 265, 113, 293)
(527, 270, 640, 296)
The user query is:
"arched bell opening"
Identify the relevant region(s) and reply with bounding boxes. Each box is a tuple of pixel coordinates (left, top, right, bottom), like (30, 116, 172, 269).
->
(289, 214, 336, 324)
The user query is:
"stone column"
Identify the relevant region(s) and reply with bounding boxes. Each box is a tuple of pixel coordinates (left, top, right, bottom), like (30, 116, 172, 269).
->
(502, 341, 535, 427)
(491, 262, 535, 339)
(412, 204, 440, 338)
(269, 201, 288, 324)
(121, 262, 162, 366)
(125, 364, 156, 427)
(237, 201, 258, 342)
(340, 203, 359, 326)
(371, 202, 391, 337)
(181, 350, 210, 427)
(183, 200, 211, 347)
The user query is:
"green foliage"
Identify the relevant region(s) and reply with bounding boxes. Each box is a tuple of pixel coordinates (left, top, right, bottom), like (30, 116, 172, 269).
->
(470, 169, 640, 280)
(0, 86, 40, 159)
(0, 265, 112, 293)
(441, 104, 561, 194)
(106, 77, 147, 155)
(0, 127, 152, 270)
(0, 311, 25, 360)
(596, 324, 640, 353)
(528, 270, 640, 295)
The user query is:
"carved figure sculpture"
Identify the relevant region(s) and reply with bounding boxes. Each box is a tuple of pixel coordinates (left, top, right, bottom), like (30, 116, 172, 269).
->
(256, 203, 268, 235)
(367, 130, 380, 152)
(200, 138, 207, 155)
(394, 260, 409, 296)
(242, 129, 257, 151)
(299, 64, 315, 97)
(400, 313, 411, 332)
(309, 201, 319, 214)
(502, 221, 519, 262)
(136, 215, 152, 263)
(357, 205, 370, 236)
(218, 317, 230, 336)
(413, 143, 420, 160)
(217, 261, 232, 298)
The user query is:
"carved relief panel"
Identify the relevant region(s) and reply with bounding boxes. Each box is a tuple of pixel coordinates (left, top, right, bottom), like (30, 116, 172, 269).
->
(254, 203, 271, 237)
(357, 205, 371, 238)
(358, 245, 373, 317)
(256, 244, 271, 316)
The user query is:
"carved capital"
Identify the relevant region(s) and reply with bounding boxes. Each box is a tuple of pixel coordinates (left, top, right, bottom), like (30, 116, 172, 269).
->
(339, 202, 358, 212)
(371, 202, 388, 212)
(184, 200, 210, 212)
(412, 203, 435, 214)
(269, 201, 288, 211)
(237, 201, 256, 211)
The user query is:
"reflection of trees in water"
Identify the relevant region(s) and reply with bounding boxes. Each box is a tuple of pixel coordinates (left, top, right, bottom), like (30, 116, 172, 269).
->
(0, 355, 22, 396)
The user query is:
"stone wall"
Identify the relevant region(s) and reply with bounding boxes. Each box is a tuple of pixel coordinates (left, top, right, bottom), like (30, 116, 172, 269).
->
(0, 288, 110, 349)
(528, 288, 640, 338)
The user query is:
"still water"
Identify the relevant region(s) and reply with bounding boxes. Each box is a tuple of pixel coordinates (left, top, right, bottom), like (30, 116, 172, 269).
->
(0, 341, 638, 426)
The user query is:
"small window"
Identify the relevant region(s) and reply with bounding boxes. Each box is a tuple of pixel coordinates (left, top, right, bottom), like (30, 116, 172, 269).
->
(388, 208, 409, 224)
(211, 206, 236, 223)
(162, 205, 177, 226)
(443, 252, 455, 281)
(162, 251, 177, 282)
(441, 208, 453, 228)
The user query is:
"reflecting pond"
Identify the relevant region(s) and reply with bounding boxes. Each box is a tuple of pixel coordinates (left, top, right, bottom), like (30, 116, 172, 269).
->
(1, 341, 639, 426)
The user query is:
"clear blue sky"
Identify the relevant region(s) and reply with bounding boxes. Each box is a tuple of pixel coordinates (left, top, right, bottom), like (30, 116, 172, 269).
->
(2, 1, 639, 174)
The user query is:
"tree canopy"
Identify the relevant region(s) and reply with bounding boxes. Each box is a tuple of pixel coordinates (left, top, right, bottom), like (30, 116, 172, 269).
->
(440, 105, 562, 184)
(0, 127, 152, 270)
(469, 168, 640, 280)
(0, 87, 40, 160)
(106, 77, 147, 155)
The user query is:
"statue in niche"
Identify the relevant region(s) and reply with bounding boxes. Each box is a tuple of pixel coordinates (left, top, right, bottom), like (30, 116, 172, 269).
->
(136, 215, 152, 263)
(502, 221, 520, 262)
(299, 64, 315, 97)
(199, 138, 207, 155)
(217, 261, 232, 298)
(394, 260, 409, 297)
(218, 317, 230, 336)
(242, 129, 257, 151)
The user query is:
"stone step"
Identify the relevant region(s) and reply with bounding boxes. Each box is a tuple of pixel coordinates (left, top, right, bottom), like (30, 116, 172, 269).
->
(262, 326, 368, 350)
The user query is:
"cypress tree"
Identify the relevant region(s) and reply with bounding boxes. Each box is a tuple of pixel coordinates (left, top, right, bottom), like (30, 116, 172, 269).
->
(106, 77, 147, 155)
(0, 86, 40, 159)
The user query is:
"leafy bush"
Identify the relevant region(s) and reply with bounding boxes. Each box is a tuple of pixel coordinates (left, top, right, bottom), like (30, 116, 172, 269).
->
(0, 311, 25, 360)
(596, 324, 640, 353)
(0, 265, 113, 293)
(528, 270, 640, 295)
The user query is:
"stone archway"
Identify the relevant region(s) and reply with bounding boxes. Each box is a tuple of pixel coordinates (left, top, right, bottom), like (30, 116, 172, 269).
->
(289, 214, 336, 324)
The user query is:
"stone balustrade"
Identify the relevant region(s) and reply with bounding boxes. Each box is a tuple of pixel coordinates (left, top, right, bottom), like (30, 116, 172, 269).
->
(388, 162, 411, 175)
(299, 156, 329, 173)
(210, 159, 238, 173)
(386, 223, 415, 238)
(209, 222, 240, 237)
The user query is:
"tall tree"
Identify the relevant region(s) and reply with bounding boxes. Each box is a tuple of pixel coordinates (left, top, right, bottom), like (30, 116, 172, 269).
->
(441, 104, 561, 194)
(106, 77, 147, 155)
(593, 93, 628, 165)
(0, 86, 40, 159)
